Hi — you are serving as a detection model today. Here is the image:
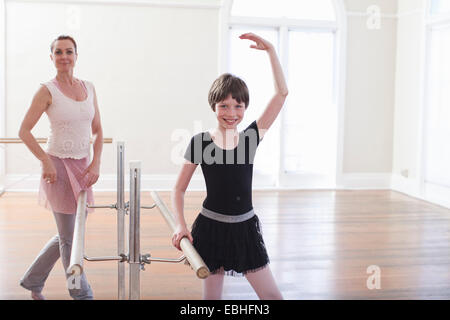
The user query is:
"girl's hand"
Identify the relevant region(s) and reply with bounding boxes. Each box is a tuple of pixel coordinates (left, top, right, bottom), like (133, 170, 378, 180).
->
(82, 161, 100, 188)
(41, 158, 57, 184)
(239, 32, 274, 51)
(172, 225, 193, 251)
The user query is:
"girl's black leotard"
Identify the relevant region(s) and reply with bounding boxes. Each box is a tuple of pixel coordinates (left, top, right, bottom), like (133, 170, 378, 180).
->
(184, 120, 270, 276)
(184, 120, 260, 215)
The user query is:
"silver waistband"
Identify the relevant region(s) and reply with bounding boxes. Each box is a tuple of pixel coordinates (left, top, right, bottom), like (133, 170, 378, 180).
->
(200, 207, 255, 223)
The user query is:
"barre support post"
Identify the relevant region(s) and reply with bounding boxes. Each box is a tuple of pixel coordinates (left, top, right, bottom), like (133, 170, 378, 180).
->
(129, 161, 141, 300)
(117, 141, 126, 300)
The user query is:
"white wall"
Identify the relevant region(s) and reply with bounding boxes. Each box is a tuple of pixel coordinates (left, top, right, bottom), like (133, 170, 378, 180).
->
(390, 0, 450, 209)
(392, 0, 426, 196)
(343, 0, 397, 173)
(344, 0, 397, 13)
(0, 0, 6, 189)
(3, 0, 440, 203)
(339, 0, 397, 189)
(3, 0, 220, 191)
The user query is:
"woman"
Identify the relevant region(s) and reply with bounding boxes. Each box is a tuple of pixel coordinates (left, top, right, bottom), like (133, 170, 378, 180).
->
(18, 35, 103, 300)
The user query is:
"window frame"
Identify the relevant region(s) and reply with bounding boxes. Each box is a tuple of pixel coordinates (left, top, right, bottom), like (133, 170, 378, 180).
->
(0, 0, 6, 189)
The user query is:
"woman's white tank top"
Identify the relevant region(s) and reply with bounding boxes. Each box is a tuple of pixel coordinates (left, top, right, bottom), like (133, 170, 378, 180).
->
(41, 79, 95, 159)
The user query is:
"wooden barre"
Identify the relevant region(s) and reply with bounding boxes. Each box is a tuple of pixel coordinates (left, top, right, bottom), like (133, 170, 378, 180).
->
(67, 190, 88, 276)
(149, 191, 210, 279)
(0, 138, 113, 144)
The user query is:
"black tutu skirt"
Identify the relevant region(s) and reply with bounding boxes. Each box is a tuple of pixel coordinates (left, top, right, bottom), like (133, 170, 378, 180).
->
(191, 213, 270, 277)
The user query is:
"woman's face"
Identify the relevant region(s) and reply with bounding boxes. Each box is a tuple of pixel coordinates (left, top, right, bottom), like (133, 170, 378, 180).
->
(50, 40, 77, 73)
(214, 94, 246, 131)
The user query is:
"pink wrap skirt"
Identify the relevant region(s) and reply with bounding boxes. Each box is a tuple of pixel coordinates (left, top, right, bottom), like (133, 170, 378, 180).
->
(38, 154, 94, 214)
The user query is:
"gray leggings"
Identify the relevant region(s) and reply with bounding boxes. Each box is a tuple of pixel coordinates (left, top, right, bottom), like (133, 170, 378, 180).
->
(20, 211, 93, 300)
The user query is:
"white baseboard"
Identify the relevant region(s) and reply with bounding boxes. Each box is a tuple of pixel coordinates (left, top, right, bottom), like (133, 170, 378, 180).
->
(423, 182, 450, 209)
(390, 173, 422, 198)
(391, 173, 450, 210)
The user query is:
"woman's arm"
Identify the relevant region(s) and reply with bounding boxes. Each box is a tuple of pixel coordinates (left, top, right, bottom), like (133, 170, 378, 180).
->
(18, 85, 57, 183)
(83, 86, 103, 187)
(171, 160, 198, 250)
(239, 33, 289, 140)
(91, 86, 103, 165)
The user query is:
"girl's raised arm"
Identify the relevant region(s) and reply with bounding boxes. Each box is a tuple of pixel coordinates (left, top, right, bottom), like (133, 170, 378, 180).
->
(239, 33, 288, 140)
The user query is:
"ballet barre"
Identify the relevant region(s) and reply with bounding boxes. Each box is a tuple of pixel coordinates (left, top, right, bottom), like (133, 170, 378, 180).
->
(0, 137, 113, 144)
(0, 137, 113, 197)
(67, 190, 88, 276)
(67, 141, 209, 300)
(150, 191, 209, 279)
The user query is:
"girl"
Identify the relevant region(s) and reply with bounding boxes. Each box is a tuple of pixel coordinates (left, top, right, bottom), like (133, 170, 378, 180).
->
(172, 33, 288, 300)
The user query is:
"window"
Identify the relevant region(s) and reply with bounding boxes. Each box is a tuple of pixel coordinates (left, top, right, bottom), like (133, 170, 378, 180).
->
(226, 0, 341, 187)
(284, 31, 336, 175)
(424, 1, 450, 188)
(231, 0, 335, 21)
(430, 0, 450, 16)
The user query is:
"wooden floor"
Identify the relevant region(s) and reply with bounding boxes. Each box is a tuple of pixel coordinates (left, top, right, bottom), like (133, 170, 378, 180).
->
(1, 190, 450, 300)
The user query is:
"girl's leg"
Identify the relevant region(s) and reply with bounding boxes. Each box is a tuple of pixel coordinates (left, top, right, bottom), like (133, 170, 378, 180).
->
(203, 273, 225, 300)
(53, 211, 93, 300)
(245, 266, 283, 300)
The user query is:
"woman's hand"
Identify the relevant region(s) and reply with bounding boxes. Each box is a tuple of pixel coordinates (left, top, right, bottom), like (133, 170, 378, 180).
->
(239, 32, 274, 51)
(82, 161, 100, 188)
(172, 225, 193, 251)
(41, 158, 57, 184)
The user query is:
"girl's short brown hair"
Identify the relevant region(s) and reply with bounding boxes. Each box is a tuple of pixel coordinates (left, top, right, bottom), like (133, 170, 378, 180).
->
(50, 35, 78, 54)
(208, 73, 249, 111)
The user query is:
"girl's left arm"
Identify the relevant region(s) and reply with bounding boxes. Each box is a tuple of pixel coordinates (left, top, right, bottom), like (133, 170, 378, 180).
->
(84, 86, 103, 187)
(239, 33, 289, 140)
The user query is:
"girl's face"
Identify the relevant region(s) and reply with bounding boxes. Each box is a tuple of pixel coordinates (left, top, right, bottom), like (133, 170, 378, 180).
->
(214, 94, 246, 131)
(50, 40, 77, 73)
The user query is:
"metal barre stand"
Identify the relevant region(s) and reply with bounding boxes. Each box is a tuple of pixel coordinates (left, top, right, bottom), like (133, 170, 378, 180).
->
(67, 142, 209, 300)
